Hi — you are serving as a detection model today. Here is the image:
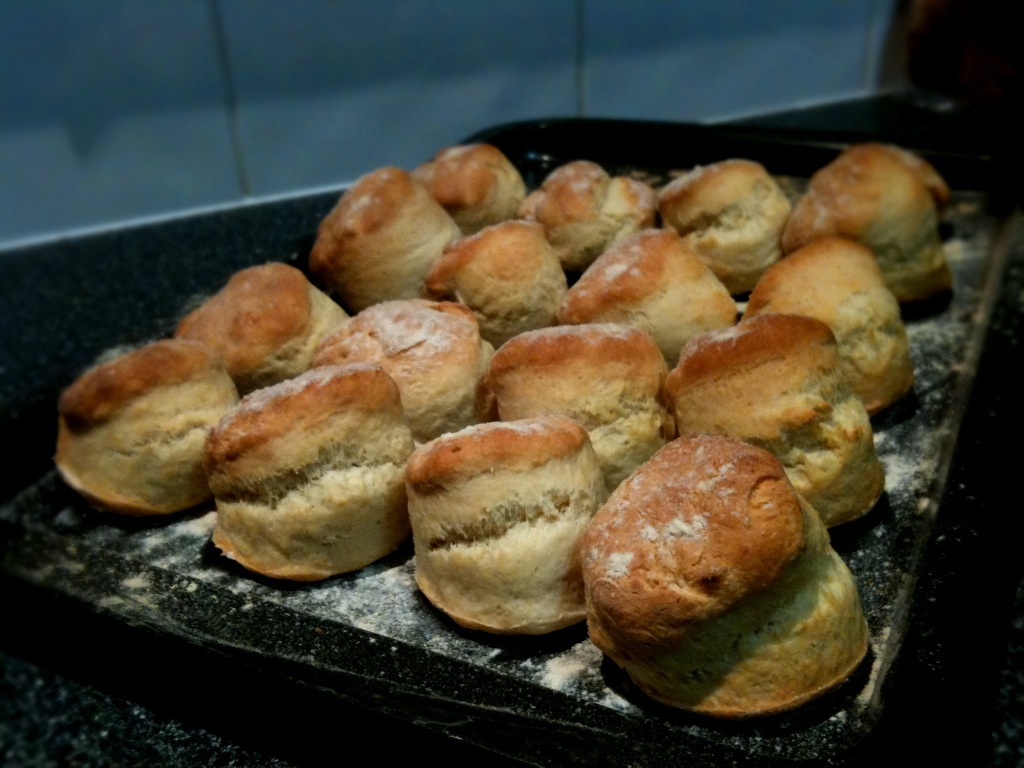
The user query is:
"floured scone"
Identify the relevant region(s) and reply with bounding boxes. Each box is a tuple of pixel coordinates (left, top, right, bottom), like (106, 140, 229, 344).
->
(425, 220, 568, 348)
(309, 166, 461, 312)
(175, 262, 348, 395)
(781, 143, 952, 302)
(658, 159, 792, 295)
(406, 415, 608, 634)
(665, 314, 884, 527)
(518, 160, 657, 272)
(412, 143, 527, 235)
(485, 324, 675, 491)
(55, 339, 239, 516)
(556, 228, 737, 366)
(311, 299, 494, 443)
(745, 236, 915, 415)
(205, 363, 415, 581)
(582, 432, 869, 718)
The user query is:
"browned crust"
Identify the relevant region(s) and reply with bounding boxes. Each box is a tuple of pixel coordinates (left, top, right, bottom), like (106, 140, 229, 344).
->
(425, 220, 549, 296)
(669, 314, 836, 388)
(174, 263, 314, 377)
(203, 363, 401, 467)
(518, 160, 609, 225)
(58, 339, 224, 428)
(412, 143, 523, 210)
(312, 166, 417, 242)
(557, 229, 705, 317)
(863, 142, 950, 209)
(486, 324, 666, 392)
(745, 236, 885, 316)
(657, 159, 772, 227)
(405, 415, 589, 492)
(582, 433, 806, 643)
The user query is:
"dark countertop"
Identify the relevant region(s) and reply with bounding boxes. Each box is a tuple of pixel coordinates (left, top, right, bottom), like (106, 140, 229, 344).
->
(2, 91, 1022, 767)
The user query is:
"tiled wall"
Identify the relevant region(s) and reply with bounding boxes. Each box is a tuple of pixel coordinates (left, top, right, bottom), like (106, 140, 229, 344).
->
(0, 0, 900, 248)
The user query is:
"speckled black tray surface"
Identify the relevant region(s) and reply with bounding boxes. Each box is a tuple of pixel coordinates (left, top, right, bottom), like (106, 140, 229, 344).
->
(0, 121, 1019, 767)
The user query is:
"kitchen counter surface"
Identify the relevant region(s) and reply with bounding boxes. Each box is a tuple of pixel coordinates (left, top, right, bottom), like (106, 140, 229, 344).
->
(2, 91, 1022, 767)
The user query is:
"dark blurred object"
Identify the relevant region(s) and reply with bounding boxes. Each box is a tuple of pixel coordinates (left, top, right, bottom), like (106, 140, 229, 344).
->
(906, 0, 1022, 110)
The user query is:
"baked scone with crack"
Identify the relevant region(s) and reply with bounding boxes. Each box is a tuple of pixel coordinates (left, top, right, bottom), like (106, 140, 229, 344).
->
(744, 236, 915, 415)
(556, 228, 737, 366)
(657, 159, 792, 295)
(174, 262, 348, 395)
(311, 299, 494, 443)
(664, 314, 884, 527)
(425, 219, 568, 348)
(309, 166, 461, 312)
(406, 415, 608, 634)
(582, 432, 869, 718)
(781, 143, 952, 302)
(411, 143, 527, 235)
(518, 160, 657, 272)
(205, 363, 415, 581)
(55, 339, 239, 516)
(485, 324, 675, 491)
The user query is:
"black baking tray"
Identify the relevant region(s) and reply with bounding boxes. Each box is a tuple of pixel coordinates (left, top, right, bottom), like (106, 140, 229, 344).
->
(1, 119, 1020, 767)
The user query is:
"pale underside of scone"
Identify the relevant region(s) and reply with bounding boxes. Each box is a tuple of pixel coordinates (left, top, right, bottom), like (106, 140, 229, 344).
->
(410, 455, 607, 635)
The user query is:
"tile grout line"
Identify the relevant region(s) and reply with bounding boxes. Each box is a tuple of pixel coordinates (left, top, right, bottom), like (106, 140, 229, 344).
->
(207, 0, 252, 198)
(575, 0, 586, 116)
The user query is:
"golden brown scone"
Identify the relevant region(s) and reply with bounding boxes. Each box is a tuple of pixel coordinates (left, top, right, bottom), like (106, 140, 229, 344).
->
(308, 167, 461, 312)
(55, 339, 239, 516)
(425, 220, 568, 348)
(205, 363, 415, 581)
(411, 143, 527, 235)
(485, 324, 675, 491)
(665, 314, 884, 527)
(406, 415, 608, 635)
(174, 262, 348, 395)
(518, 160, 657, 272)
(780, 143, 952, 302)
(582, 432, 869, 718)
(311, 299, 494, 443)
(556, 228, 737, 366)
(657, 159, 792, 294)
(745, 236, 915, 415)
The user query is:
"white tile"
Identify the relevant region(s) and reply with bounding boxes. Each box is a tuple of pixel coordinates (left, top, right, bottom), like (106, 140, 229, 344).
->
(219, 0, 578, 194)
(582, 0, 877, 121)
(0, 1, 239, 246)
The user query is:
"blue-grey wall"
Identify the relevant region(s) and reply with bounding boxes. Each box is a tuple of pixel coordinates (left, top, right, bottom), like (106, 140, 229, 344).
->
(0, 0, 900, 248)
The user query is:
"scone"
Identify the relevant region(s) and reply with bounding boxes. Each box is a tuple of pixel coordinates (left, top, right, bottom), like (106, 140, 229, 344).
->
(664, 313, 884, 527)
(425, 219, 568, 348)
(556, 228, 737, 366)
(781, 143, 952, 302)
(311, 299, 494, 443)
(205, 363, 415, 581)
(657, 159, 792, 294)
(745, 236, 915, 415)
(174, 262, 348, 395)
(55, 339, 239, 516)
(406, 415, 608, 635)
(485, 324, 675, 491)
(518, 160, 657, 272)
(411, 143, 527, 235)
(582, 432, 869, 718)
(309, 166, 462, 312)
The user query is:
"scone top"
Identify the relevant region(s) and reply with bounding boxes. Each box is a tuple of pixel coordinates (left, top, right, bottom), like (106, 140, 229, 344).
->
(406, 415, 591, 493)
(582, 433, 807, 649)
(58, 339, 228, 429)
(657, 158, 779, 226)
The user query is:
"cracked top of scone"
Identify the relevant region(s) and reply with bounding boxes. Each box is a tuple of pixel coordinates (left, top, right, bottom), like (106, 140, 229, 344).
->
(582, 432, 807, 631)
(405, 415, 589, 492)
(58, 339, 228, 429)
